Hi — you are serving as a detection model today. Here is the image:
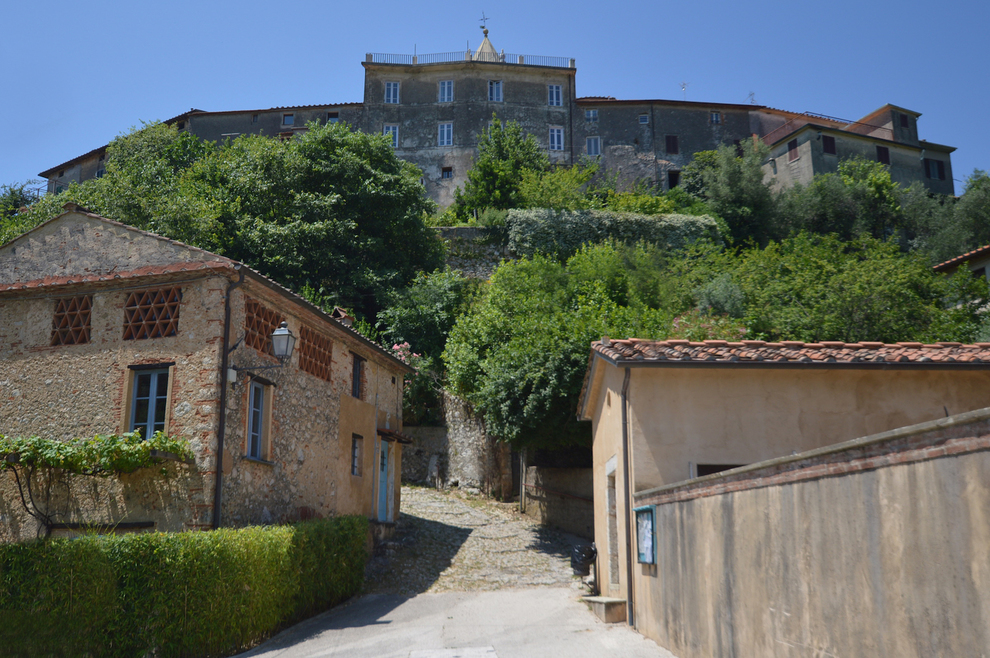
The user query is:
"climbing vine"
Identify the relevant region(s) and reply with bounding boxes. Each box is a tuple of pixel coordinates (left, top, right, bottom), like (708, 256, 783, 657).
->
(0, 432, 194, 537)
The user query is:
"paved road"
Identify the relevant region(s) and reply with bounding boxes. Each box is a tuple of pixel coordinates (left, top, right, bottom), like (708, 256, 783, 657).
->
(238, 487, 676, 658)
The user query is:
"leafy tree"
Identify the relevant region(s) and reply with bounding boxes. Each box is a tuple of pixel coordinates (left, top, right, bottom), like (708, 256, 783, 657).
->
(14, 121, 443, 319)
(377, 268, 476, 361)
(453, 117, 549, 216)
(697, 140, 781, 245)
(518, 160, 600, 210)
(0, 181, 39, 219)
(444, 243, 684, 449)
(733, 233, 985, 343)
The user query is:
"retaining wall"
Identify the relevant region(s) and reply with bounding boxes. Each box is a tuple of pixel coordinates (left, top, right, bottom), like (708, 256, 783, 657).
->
(630, 408, 990, 657)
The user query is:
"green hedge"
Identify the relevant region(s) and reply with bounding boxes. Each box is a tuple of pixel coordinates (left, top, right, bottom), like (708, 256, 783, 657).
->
(0, 516, 368, 658)
(506, 208, 723, 259)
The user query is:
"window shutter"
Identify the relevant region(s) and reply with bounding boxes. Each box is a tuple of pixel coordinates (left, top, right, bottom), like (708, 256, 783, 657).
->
(937, 160, 945, 180)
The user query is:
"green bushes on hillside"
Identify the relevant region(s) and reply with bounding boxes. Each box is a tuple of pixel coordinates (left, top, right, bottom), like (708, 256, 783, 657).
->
(506, 208, 723, 259)
(0, 516, 368, 658)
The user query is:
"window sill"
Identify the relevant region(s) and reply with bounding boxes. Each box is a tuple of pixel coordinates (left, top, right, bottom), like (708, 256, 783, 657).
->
(243, 456, 275, 467)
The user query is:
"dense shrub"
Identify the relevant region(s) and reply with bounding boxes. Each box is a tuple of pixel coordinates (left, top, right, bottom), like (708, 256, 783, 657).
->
(0, 516, 368, 658)
(505, 208, 722, 259)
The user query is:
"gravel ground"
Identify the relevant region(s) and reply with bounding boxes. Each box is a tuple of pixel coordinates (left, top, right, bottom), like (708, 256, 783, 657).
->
(364, 485, 590, 596)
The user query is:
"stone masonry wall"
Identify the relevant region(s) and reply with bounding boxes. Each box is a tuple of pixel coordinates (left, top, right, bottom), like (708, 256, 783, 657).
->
(442, 392, 512, 498)
(0, 274, 225, 541)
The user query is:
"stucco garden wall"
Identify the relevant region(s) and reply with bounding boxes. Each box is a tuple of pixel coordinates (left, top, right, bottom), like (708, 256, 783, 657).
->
(631, 408, 990, 658)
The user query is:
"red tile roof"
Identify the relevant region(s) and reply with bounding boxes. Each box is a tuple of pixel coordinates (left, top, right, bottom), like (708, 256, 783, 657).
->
(0, 261, 236, 293)
(592, 338, 990, 367)
(932, 244, 990, 272)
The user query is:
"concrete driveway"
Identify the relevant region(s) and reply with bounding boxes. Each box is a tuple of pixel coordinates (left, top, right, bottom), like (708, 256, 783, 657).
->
(237, 587, 674, 658)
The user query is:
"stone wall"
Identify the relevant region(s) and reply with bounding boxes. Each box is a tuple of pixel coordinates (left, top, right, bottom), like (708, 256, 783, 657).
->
(628, 408, 990, 657)
(0, 273, 225, 540)
(521, 467, 594, 538)
(399, 426, 448, 485)
(436, 227, 510, 280)
(437, 392, 513, 498)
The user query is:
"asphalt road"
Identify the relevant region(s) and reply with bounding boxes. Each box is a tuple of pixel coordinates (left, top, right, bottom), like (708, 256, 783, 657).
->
(236, 587, 675, 658)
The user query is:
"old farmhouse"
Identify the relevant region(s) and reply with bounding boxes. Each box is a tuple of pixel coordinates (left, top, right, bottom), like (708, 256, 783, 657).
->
(0, 205, 411, 541)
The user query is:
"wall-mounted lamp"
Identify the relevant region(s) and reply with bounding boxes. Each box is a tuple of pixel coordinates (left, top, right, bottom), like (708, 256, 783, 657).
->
(231, 321, 296, 381)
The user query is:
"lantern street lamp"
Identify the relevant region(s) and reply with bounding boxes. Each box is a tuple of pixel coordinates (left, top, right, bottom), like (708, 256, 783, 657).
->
(229, 321, 296, 381)
(270, 321, 296, 365)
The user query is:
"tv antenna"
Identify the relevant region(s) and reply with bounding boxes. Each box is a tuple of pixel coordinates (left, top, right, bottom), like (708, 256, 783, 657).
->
(679, 82, 689, 100)
(747, 91, 756, 105)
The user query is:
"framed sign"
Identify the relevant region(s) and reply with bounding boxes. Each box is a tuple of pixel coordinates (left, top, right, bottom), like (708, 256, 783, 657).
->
(634, 506, 655, 564)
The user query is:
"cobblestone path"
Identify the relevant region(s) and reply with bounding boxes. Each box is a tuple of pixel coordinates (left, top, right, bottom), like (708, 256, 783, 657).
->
(364, 486, 588, 597)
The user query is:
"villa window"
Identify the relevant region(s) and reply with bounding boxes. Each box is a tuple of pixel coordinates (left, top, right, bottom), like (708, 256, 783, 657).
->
(548, 84, 562, 106)
(246, 378, 273, 460)
(549, 127, 564, 151)
(383, 124, 398, 148)
(438, 122, 453, 147)
(438, 80, 453, 103)
(351, 353, 365, 399)
(586, 136, 601, 156)
(126, 364, 173, 439)
(385, 81, 400, 104)
(488, 80, 503, 103)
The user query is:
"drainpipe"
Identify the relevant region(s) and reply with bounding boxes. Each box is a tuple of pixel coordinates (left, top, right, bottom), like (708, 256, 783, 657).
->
(620, 367, 634, 626)
(212, 266, 245, 530)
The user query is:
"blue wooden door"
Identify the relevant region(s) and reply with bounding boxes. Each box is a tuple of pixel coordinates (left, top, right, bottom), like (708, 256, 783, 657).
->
(377, 442, 389, 521)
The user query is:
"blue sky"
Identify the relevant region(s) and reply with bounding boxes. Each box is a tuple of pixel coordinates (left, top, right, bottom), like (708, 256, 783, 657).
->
(2, 0, 987, 194)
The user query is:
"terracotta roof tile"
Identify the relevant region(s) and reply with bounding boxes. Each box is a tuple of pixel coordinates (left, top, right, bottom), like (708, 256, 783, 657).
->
(591, 339, 990, 367)
(932, 244, 990, 272)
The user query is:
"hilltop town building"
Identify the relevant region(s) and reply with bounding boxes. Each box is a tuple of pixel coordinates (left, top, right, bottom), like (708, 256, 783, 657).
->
(40, 31, 956, 206)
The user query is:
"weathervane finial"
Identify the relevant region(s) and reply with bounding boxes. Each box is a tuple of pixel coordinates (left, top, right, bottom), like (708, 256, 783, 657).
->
(479, 11, 490, 36)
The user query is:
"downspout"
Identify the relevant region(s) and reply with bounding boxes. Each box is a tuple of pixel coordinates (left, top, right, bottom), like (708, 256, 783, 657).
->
(212, 265, 245, 530)
(621, 367, 634, 626)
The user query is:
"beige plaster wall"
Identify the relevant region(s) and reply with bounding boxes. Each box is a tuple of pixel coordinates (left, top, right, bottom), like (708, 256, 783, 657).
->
(0, 275, 225, 540)
(590, 365, 630, 600)
(625, 366, 990, 491)
(631, 417, 990, 657)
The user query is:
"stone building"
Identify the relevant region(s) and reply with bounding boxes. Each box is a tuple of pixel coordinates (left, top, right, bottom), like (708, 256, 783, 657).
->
(578, 338, 990, 654)
(37, 31, 956, 205)
(0, 205, 411, 541)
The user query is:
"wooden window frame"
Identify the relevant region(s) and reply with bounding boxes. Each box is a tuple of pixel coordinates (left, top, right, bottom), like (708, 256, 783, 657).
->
(822, 134, 837, 155)
(351, 353, 365, 400)
(246, 378, 274, 461)
(124, 364, 175, 438)
(788, 139, 799, 162)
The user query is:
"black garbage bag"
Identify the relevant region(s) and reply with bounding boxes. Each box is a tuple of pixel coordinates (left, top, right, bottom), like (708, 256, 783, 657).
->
(571, 543, 597, 576)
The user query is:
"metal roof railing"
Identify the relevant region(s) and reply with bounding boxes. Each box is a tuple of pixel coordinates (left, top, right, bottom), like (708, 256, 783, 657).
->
(366, 51, 574, 68)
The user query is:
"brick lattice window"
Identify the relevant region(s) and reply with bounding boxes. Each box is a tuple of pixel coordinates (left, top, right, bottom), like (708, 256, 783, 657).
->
(123, 287, 181, 340)
(299, 325, 333, 381)
(51, 295, 92, 346)
(245, 298, 284, 355)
